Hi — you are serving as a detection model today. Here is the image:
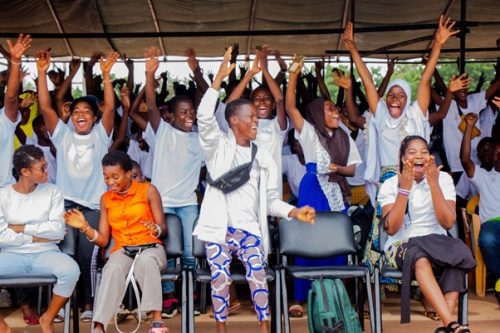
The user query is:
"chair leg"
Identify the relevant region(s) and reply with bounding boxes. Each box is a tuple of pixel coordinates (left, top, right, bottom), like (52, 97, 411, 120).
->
(356, 276, 364, 331)
(187, 271, 195, 333)
(91, 272, 102, 333)
(365, 271, 375, 333)
(458, 273, 469, 326)
(37, 286, 43, 315)
(280, 269, 290, 333)
(274, 272, 281, 333)
(200, 281, 207, 314)
(374, 267, 381, 333)
(72, 290, 79, 333)
(181, 270, 188, 333)
(63, 297, 71, 333)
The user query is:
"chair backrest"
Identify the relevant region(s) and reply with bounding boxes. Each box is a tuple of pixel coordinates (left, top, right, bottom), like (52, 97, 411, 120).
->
(58, 225, 76, 256)
(466, 194, 480, 215)
(161, 213, 184, 258)
(192, 218, 206, 259)
(279, 211, 356, 259)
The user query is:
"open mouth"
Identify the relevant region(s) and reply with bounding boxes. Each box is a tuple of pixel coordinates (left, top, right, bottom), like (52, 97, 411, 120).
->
(258, 106, 268, 117)
(389, 104, 401, 116)
(76, 118, 87, 128)
(413, 161, 424, 172)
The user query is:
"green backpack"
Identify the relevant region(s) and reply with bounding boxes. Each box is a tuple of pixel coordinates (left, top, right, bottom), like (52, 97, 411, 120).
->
(307, 278, 362, 333)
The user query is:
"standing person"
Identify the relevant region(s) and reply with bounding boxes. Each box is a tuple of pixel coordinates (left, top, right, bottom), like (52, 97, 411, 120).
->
(143, 47, 204, 317)
(36, 49, 119, 321)
(460, 112, 500, 305)
(285, 59, 362, 317)
(193, 46, 316, 333)
(0, 145, 80, 333)
(381, 136, 475, 332)
(64, 151, 169, 333)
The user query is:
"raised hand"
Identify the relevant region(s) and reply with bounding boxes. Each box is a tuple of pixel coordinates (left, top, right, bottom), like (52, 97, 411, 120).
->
(398, 160, 414, 191)
(100, 51, 119, 74)
(424, 156, 442, 187)
(69, 58, 81, 74)
(343, 22, 356, 51)
(387, 55, 398, 74)
(464, 112, 478, 127)
(230, 42, 239, 63)
(239, 63, 247, 78)
(185, 48, 199, 73)
(61, 101, 72, 119)
(125, 58, 134, 71)
(6, 33, 32, 60)
(35, 50, 51, 73)
(289, 54, 304, 78)
(215, 45, 236, 80)
(20, 93, 36, 109)
(332, 69, 352, 90)
(19, 67, 30, 81)
(249, 49, 261, 75)
(88, 52, 102, 66)
(435, 15, 459, 45)
(448, 73, 472, 93)
(274, 50, 288, 72)
(144, 46, 160, 74)
(63, 209, 88, 231)
(160, 71, 168, 80)
(259, 44, 270, 70)
(314, 60, 324, 74)
(207, 70, 214, 83)
(492, 96, 500, 108)
(120, 86, 131, 109)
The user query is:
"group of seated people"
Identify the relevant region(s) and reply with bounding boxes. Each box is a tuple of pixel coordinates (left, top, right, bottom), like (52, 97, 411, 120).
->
(0, 15, 499, 333)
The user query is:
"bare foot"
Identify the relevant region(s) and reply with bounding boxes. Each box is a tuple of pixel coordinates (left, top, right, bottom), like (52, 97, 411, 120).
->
(259, 320, 270, 333)
(39, 314, 55, 333)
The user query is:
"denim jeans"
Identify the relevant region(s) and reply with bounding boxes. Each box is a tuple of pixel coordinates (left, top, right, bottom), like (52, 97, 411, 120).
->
(162, 205, 199, 294)
(478, 219, 500, 282)
(0, 250, 80, 298)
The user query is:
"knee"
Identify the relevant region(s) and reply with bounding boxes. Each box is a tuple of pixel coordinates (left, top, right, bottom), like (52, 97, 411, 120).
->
(478, 227, 497, 250)
(414, 257, 431, 273)
(102, 260, 125, 278)
(211, 269, 232, 288)
(136, 253, 160, 272)
(55, 257, 80, 283)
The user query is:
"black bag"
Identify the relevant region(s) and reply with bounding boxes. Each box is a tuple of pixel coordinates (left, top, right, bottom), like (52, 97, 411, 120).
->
(206, 144, 257, 194)
(123, 243, 157, 257)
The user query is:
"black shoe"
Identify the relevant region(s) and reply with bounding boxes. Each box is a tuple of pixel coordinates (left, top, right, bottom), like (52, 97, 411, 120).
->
(162, 299, 179, 319)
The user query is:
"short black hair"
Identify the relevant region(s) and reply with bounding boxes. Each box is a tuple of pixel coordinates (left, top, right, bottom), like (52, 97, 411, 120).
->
(224, 98, 254, 125)
(250, 86, 273, 101)
(168, 95, 193, 114)
(102, 150, 133, 172)
(131, 160, 141, 170)
(478, 136, 493, 149)
(70, 95, 100, 115)
(12, 145, 45, 179)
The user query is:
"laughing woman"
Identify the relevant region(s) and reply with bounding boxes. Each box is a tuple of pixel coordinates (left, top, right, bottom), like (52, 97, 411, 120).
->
(64, 151, 168, 333)
(0, 145, 80, 333)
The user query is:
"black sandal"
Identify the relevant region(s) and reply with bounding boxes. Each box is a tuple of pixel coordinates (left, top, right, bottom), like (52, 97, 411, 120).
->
(446, 321, 471, 333)
(434, 327, 447, 333)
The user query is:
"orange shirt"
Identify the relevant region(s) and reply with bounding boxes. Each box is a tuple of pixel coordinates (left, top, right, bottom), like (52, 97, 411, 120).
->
(102, 181, 162, 253)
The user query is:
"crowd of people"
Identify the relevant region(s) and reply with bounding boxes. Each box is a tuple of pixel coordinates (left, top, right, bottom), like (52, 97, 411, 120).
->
(0, 14, 499, 333)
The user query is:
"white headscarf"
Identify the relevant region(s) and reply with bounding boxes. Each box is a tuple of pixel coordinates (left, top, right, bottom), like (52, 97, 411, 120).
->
(385, 78, 412, 120)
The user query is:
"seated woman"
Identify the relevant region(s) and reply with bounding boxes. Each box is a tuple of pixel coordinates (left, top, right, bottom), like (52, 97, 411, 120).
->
(380, 135, 475, 333)
(64, 150, 168, 333)
(0, 145, 80, 333)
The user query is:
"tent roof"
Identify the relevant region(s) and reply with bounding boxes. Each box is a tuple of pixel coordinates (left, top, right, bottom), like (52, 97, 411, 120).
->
(0, 0, 499, 60)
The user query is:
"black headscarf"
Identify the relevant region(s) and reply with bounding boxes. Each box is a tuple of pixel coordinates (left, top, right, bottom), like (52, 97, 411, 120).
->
(306, 97, 351, 203)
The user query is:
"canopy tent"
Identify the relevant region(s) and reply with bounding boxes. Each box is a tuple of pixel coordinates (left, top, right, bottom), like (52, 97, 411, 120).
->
(0, 0, 499, 63)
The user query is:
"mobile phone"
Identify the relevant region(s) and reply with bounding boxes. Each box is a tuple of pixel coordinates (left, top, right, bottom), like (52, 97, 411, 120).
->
(288, 55, 305, 74)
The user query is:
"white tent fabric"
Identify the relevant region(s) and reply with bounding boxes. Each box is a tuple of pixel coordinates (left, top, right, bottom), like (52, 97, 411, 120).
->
(0, 0, 499, 59)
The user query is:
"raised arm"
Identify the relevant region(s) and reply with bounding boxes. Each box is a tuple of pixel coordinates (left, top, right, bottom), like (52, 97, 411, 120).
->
(36, 50, 59, 135)
(285, 59, 305, 133)
(417, 16, 459, 116)
(4, 34, 31, 122)
(228, 42, 239, 82)
(273, 50, 288, 86)
(343, 22, 379, 114)
(55, 58, 80, 118)
(144, 46, 162, 133)
(226, 50, 261, 103)
(109, 86, 131, 151)
(260, 45, 286, 130)
(186, 48, 209, 95)
(334, 70, 366, 128)
(460, 113, 478, 178)
(314, 60, 331, 100)
(129, 87, 148, 131)
(99, 52, 119, 135)
(425, 156, 456, 229)
(125, 58, 134, 91)
(378, 56, 397, 97)
(429, 74, 472, 126)
(84, 53, 100, 96)
(485, 77, 500, 100)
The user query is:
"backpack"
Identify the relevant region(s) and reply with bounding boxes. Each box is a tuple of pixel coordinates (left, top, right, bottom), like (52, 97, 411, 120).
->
(307, 278, 362, 333)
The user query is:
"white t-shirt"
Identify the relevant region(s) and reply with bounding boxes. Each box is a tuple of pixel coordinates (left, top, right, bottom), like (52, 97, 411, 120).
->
(0, 108, 21, 187)
(50, 120, 112, 209)
(469, 167, 500, 223)
(455, 172, 477, 201)
(282, 154, 306, 197)
(374, 100, 428, 167)
(25, 135, 57, 185)
(127, 139, 153, 179)
(0, 182, 65, 254)
(297, 120, 361, 169)
(214, 101, 229, 134)
(339, 121, 367, 186)
(225, 145, 261, 237)
(441, 91, 486, 172)
(379, 172, 456, 252)
(144, 120, 204, 208)
(479, 104, 496, 139)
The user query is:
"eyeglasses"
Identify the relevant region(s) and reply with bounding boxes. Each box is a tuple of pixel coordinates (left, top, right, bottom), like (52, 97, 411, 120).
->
(31, 164, 48, 173)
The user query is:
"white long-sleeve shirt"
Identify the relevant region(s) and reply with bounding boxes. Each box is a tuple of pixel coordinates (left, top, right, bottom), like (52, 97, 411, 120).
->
(0, 183, 65, 253)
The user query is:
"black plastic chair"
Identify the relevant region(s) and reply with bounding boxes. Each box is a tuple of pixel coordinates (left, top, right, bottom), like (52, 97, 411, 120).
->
(188, 220, 281, 333)
(374, 223, 469, 333)
(0, 231, 75, 333)
(278, 211, 375, 333)
(92, 213, 186, 333)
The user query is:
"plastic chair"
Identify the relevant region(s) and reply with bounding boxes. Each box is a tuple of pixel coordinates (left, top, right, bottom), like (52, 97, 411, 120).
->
(0, 232, 75, 333)
(188, 219, 281, 333)
(278, 211, 375, 333)
(92, 213, 186, 333)
(374, 222, 469, 333)
(466, 194, 486, 297)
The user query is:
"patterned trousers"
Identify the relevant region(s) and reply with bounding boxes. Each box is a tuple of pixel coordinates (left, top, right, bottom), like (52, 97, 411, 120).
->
(205, 227, 269, 322)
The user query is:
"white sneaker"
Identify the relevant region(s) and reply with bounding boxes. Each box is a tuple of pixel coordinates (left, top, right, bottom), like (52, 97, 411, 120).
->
(0, 289, 12, 308)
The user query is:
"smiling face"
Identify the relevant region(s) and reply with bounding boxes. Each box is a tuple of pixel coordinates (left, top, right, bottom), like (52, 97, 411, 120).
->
(103, 164, 132, 193)
(401, 138, 430, 179)
(231, 103, 259, 145)
(454, 89, 468, 102)
(71, 101, 97, 135)
(386, 85, 407, 118)
(252, 87, 275, 119)
(172, 100, 196, 132)
(323, 99, 340, 131)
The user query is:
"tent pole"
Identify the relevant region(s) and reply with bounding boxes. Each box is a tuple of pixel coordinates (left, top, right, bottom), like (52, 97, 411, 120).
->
(459, 0, 466, 73)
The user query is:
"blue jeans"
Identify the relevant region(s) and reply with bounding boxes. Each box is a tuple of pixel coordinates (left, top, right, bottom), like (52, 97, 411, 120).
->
(162, 205, 199, 294)
(0, 250, 80, 298)
(478, 219, 500, 282)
